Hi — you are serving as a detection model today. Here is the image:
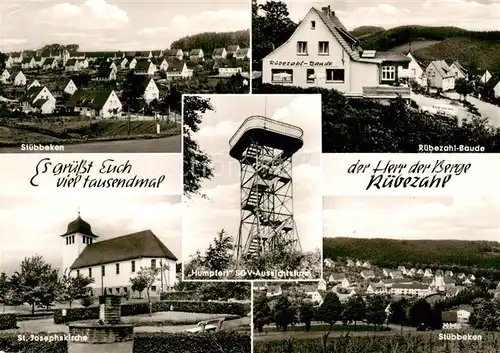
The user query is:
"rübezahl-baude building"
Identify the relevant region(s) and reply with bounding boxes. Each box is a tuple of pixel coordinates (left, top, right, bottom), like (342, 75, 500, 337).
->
(262, 5, 412, 99)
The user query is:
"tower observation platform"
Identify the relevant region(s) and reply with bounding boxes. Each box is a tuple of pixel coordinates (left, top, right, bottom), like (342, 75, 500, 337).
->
(229, 115, 304, 260)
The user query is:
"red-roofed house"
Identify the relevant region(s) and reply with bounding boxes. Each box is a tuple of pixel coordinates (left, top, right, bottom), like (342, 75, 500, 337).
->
(61, 214, 178, 297)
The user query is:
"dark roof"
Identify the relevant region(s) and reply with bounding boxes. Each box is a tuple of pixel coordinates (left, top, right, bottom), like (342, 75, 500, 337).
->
(70, 229, 178, 268)
(452, 61, 467, 74)
(135, 59, 153, 71)
(97, 67, 114, 78)
(66, 58, 78, 66)
(227, 45, 239, 52)
(375, 51, 411, 62)
(24, 85, 45, 104)
(67, 89, 114, 109)
(235, 48, 249, 56)
(136, 76, 155, 91)
(60, 215, 98, 237)
(32, 99, 49, 108)
(164, 49, 182, 57)
(167, 61, 185, 72)
(70, 51, 86, 57)
(44, 58, 55, 65)
(189, 49, 202, 55)
(151, 50, 163, 56)
(22, 57, 33, 63)
(429, 60, 454, 78)
(442, 311, 458, 323)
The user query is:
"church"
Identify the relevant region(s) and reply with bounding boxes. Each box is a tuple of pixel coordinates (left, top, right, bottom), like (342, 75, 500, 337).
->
(60, 213, 178, 298)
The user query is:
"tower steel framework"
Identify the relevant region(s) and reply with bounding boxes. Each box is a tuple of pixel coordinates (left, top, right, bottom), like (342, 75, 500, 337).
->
(229, 115, 304, 259)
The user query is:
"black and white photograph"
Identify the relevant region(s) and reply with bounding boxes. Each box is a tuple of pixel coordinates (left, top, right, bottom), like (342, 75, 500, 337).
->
(0, 195, 251, 353)
(0, 0, 250, 153)
(281, 195, 500, 353)
(252, 0, 500, 152)
(182, 94, 322, 281)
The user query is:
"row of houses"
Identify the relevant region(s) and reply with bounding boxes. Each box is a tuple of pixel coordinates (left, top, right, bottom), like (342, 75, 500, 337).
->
(5, 45, 250, 69)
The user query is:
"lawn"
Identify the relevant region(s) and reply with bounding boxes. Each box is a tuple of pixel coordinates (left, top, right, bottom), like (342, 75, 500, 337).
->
(262, 324, 391, 333)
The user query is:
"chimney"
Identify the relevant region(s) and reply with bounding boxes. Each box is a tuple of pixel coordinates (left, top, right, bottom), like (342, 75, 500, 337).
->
(331, 11, 335, 17)
(321, 6, 328, 14)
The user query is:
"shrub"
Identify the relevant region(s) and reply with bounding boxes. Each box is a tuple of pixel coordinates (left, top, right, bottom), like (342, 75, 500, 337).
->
(133, 331, 250, 353)
(160, 291, 197, 301)
(80, 296, 94, 308)
(0, 332, 67, 353)
(53, 300, 250, 324)
(0, 314, 16, 330)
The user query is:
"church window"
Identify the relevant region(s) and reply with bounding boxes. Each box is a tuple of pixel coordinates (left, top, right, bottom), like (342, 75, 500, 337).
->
(102, 266, 105, 276)
(131, 261, 135, 272)
(116, 263, 120, 274)
(88, 268, 92, 277)
(151, 259, 156, 269)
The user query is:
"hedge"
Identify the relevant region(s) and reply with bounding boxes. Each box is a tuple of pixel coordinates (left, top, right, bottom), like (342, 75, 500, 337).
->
(0, 314, 16, 330)
(159, 291, 197, 301)
(54, 301, 250, 324)
(133, 332, 250, 353)
(0, 332, 67, 353)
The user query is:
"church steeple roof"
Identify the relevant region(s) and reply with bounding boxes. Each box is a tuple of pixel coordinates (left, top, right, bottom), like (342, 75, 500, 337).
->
(60, 212, 98, 238)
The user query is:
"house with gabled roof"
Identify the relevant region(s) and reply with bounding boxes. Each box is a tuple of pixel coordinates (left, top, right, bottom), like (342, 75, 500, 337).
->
(151, 50, 163, 58)
(153, 58, 169, 71)
(7, 52, 23, 66)
(166, 61, 192, 80)
(137, 51, 153, 59)
(27, 79, 41, 90)
(95, 67, 117, 81)
(212, 48, 227, 60)
(480, 69, 492, 84)
(324, 258, 335, 268)
(63, 79, 78, 96)
(261, 6, 411, 98)
(390, 283, 430, 297)
(189, 49, 204, 61)
(21, 56, 35, 69)
(164, 49, 184, 61)
(450, 61, 468, 80)
(33, 56, 45, 68)
(120, 57, 129, 70)
(484, 72, 500, 98)
(23, 85, 56, 114)
(360, 270, 375, 279)
(425, 60, 455, 90)
(266, 284, 282, 297)
(0, 69, 10, 84)
(136, 77, 159, 104)
(11, 70, 26, 86)
(366, 282, 386, 294)
(227, 45, 240, 57)
(134, 59, 156, 75)
(405, 52, 427, 86)
(328, 273, 346, 283)
(128, 57, 138, 70)
(66, 90, 122, 119)
(235, 48, 250, 60)
(214, 60, 243, 77)
(65, 59, 80, 72)
(42, 57, 59, 70)
(61, 213, 177, 296)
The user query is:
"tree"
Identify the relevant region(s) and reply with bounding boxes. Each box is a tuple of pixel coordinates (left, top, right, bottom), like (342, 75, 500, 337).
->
(455, 78, 473, 102)
(388, 298, 408, 326)
(273, 295, 295, 332)
(299, 301, 315, 332)
(409, 299, 433, 327)
(131, 266, 160, 316)
(342, 295, 366, 330)
(0, 52, 7, 70)
(183, 95, 215, 197)
(0, 272, 9, 312)
(365, 295, 387, 328)
(253, 294, 272, 333)
(319, 292, 342, 329)
(9, 255, 60, 315)
(130, 275, 148, 298)
(203, 229, 234, 272)
(58, 270, 94, 308)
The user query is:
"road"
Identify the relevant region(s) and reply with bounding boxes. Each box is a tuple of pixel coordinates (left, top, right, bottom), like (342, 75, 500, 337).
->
(0, 134, 181, 153)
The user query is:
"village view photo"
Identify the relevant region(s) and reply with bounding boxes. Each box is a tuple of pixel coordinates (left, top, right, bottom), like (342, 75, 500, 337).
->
(182, 94, 323, 281)
(252, 0, 500, 152)
(0, 0, 251, 153)
(0, 194, 251, 353)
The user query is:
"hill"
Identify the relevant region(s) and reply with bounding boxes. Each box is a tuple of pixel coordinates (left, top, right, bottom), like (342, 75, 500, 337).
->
(357, 25, 500, 71)
(350, 26, 385, 39)
(323, 237, 500, 270)
(170, 30, 250, 55)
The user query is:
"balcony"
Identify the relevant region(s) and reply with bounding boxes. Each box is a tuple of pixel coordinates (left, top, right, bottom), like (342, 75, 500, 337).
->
(363, 86, 411, 99)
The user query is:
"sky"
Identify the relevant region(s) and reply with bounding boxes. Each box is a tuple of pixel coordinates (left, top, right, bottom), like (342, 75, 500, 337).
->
(258, 0, 500, 31)
(323, 195, 500, 241)
(0, 195, 182, 275)
(182, 94, 323, 259)
(1, 0, 250, 52)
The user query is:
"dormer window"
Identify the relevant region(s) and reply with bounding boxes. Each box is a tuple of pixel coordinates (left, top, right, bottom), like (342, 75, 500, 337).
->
(311, 21, 316, 29)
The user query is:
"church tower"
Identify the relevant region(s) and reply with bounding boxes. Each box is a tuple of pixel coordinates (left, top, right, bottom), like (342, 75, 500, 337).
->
(60, 211, 99, 274)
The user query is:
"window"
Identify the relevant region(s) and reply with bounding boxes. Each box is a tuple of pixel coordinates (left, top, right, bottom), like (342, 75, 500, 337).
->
(124, 287, 128, 292)
(83, 236, 86, 244)
(66, 237, 69, 245)
(151, 259, 156, 269)
(76, 269, 80, 277)
(382, 66, 396, 81)
(311, 21, 316, 29)
(131, 261, 135, 272)
(318, 41, 329, 55)
(88, 268, 92, 278)
(326, 69, 345, 82)
(116, 263, 120, 274)
(108, 288, 112, 294)
(297, 41, 308, 55)
(151, 286, 157, 292)
(102, 265, 105, 276)
(271, 69, 293, 83)
(71, 235, 74, 244)
(116, 288, 120, 293)
(306, 69, 315, 83)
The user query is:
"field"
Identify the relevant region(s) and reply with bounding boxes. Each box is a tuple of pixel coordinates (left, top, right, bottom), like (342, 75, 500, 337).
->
(0, 118, 180, 147)
(254, 332, 500, 353)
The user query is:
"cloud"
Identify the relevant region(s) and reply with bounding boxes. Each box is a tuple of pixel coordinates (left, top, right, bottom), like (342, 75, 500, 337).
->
(2, 38, 28, 45)
(170, 9, 250, 35)
(39, 0, 129, 30)
(138, 26, 170, 36)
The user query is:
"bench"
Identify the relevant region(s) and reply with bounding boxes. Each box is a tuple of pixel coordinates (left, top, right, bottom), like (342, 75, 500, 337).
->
(185, 317, 225, 333)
